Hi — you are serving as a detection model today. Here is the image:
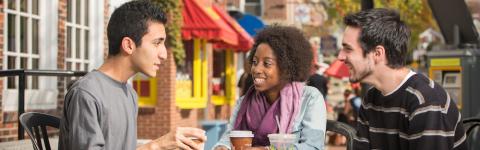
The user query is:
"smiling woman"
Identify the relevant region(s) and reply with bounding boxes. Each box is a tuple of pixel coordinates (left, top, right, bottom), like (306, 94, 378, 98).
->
(250, 43, 283, 102)
(213, 25, 327, 150)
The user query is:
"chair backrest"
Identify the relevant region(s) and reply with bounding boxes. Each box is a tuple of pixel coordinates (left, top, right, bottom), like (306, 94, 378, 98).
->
(463, 117, 480, 135)
(327, 120, 357, 150)
(19, 112, 60, 150)
(463, 117, 480, 149)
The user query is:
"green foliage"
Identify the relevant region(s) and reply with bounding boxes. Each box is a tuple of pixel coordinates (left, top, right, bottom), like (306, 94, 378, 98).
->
(374, 0, 437, 52)
(324, 0, 438, 53)
(152, 0, 185, 66)
(324, 0, 362, 32)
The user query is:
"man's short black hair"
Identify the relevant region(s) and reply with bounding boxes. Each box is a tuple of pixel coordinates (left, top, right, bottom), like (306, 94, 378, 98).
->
(344, 8, 410, 69)
(107, 0, 167, 56)
(248, 25, 313, 82)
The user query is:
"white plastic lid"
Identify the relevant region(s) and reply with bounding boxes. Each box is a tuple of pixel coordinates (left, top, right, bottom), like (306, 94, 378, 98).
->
(267, 133, 296, 140)
(230, 130, 254, 137)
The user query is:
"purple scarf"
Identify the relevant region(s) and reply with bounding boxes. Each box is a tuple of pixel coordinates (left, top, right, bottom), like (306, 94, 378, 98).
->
(234, 82, 304, 146)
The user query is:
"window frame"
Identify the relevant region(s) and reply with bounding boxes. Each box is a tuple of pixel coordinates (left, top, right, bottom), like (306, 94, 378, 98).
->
(3, 0, 42, 90)
(175, 39, 208, 109)
(2, 0, 104, 112)
(211, 49, 237, 106)
(243, 0, 263, 17)
(65, 0, 91, 72)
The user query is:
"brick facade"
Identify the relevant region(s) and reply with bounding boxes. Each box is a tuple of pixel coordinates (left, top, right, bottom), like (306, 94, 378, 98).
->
(56, 0, 67, 117)
(103, 0, 109, 59)
(226, 0, 291, 24)
(136, 0, 229, 139)
(0, 0, 5, 126)
(137, 48, 201, 139)
(0, 0, 17, 142)
(263, 0, 287, 21)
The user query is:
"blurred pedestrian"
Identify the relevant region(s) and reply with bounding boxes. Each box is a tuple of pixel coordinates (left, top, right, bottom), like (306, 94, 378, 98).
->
(238, 59, 254, 96)
(306, 65, 329, 100)
(349, 84, 362, 121)
(307, 43, 329, 100)
(330, 89, 355, 146)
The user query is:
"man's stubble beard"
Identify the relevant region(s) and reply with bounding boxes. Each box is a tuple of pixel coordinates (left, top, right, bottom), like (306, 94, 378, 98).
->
(349, 59, 373, 83)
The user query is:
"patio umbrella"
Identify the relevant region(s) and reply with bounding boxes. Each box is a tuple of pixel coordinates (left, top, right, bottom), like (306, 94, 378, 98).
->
(325, 60, 350, 79)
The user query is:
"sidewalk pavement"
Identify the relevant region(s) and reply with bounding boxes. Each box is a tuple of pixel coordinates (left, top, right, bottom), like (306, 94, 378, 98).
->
(0, 138, 54, 150)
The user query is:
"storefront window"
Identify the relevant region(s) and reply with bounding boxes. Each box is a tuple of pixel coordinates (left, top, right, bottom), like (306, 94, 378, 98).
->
(175, 39, 208, 109)
(65, 0, 91, 91)
(245, 0, 262, 16)
(211, 49, 237, 106)
(133, 74, 157, 107)
(65, 0, 90, 70)
(176, 40, 194, 98)
(4, 0, 41, 90)
(212, 51, 226, 96)
(2, 0, 61, 122)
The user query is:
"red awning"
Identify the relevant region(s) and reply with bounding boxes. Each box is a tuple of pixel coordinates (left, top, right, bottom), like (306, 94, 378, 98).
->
(325, 60, 350, 79)
(182, 0, 238, 46)
(212, 5, 254, 52)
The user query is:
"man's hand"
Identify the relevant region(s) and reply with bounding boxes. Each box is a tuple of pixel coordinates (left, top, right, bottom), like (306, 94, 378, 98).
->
(175, 127, 207, 150)
(214, 145, 229, 150)
(137, 127, 207, 150)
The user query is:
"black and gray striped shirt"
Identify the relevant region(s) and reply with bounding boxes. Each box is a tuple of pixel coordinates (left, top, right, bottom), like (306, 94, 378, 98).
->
(354, 74, 467, 150)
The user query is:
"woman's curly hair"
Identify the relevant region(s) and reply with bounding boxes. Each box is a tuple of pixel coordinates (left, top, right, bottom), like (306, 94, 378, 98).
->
(248, 25, 313, 82)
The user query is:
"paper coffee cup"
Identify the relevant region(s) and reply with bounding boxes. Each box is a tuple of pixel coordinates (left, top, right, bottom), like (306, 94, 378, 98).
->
(230, 130, 254, 150)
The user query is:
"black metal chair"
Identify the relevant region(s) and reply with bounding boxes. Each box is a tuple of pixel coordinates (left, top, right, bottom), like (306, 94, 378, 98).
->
(19, 112, 60, 150)
(463, 117, 480, 149)
(327, 120, 357, 150)
(463, 117, 480, 135)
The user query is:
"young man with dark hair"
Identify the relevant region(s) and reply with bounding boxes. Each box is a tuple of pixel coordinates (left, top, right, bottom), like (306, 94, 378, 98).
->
(59, 1, 206, 150)
(338, 8, 467, 150)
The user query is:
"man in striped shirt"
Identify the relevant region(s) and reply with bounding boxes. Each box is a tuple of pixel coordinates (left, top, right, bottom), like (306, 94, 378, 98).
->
(337, 8, 467, 150)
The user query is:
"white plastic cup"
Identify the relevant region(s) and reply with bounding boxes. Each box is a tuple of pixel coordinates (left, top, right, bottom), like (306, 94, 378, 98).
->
(268, 134, 297, 150)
